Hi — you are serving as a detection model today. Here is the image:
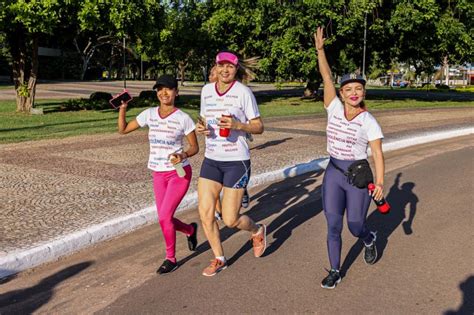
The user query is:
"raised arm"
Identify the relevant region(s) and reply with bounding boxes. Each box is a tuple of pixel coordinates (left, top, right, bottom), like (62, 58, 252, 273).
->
(314, 27, 336, 108)
(118, 101, 140, 134)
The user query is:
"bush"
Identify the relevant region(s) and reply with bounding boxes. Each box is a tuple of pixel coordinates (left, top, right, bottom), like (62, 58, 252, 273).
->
(139, 90, 156, 101)
(435, 84, 450, 90)
(89, 91, 113, 101)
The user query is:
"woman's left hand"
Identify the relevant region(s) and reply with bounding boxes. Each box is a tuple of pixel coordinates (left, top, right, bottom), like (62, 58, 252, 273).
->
(168, 153, 185, 165)
(370, 183, 384, 201)
(218, 116, 238, 130)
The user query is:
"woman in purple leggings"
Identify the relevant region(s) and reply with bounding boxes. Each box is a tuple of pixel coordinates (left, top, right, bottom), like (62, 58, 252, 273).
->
(117, 75, 199, 275)
(315, 27, 386, 289)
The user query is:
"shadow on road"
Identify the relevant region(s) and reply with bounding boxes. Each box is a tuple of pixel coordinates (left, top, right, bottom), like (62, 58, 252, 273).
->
(0, 261, 93, 314)
(340, 172, 418, 277)
(251, 137, 293, 151)
(178, 171, 324, 267)
(444, 275, 474, 315)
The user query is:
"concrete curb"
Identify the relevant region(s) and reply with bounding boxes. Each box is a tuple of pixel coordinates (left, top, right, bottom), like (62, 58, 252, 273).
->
(1, 126, 472, 279)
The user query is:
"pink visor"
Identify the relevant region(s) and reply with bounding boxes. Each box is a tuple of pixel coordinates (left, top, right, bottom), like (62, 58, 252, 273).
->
(216, 52, 238, 65)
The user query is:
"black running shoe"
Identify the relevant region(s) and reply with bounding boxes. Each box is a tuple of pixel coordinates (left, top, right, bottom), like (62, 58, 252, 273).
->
(364, 231, 378, 265)
(157, 259, 178, 275)
(321, 269, 341, 289)
(187, 222, 198, 251)
(241, 189, 250, 209)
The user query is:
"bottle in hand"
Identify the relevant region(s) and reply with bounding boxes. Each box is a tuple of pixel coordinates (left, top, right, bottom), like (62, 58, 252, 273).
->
(219, 112, 232, 137)
(170, 155, 186, 178)
(368, 183, 390, 214)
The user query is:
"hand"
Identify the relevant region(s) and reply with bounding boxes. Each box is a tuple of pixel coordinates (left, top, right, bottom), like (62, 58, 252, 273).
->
(218, 115, 238, 130)
(119, 100, 129, 110)
(314, 26, 325, 51)
(168, 153, 185, 165)
(370, 183, 384, 201)
(196, 121, 210, 136)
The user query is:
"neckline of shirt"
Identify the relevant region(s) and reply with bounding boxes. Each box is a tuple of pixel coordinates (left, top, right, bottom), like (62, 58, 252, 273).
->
(157, 106, 178, 119)
(214, 80, 237, 97)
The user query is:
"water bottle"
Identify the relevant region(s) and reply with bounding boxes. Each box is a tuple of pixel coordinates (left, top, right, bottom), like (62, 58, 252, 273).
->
(368, 183, 390, 214)
(170, 155, 186, 178)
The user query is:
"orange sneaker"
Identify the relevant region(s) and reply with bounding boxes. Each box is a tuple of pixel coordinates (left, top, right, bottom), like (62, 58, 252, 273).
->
(202, 258, 227, 277)
(252, 224, 267, 257)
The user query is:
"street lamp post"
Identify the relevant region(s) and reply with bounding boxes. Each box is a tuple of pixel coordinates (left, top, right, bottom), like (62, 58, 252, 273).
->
(362, 13, 367, 79)
(123, 36, 126, 89)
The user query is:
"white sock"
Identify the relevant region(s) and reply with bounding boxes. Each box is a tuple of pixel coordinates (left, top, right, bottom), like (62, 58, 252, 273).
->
(216, 256, 226, 263)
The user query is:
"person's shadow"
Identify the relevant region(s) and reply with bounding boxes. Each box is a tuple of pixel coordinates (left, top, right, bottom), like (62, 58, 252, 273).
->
(0, 262, 93, 314)
(444, 275, 474, 315)
(179, 170, 324, 267)
(227, 170, 324, 264)
(341, 173, 418, 276)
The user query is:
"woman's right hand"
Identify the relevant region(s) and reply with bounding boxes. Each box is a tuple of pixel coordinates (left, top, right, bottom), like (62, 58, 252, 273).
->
(119, 100, 129, 110)
(196, 121, 210, 136)
(314, 27, 325, 51)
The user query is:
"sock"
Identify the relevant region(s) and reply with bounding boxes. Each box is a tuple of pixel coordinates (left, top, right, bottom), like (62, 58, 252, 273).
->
(166, 257, 177, 264)
(216, 256, 226, 263)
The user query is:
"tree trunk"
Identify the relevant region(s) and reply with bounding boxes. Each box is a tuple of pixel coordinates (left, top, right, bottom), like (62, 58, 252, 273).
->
(302, 81, 321, 99)
(178, 61, 187, 86)
(9, 25, 37, 113)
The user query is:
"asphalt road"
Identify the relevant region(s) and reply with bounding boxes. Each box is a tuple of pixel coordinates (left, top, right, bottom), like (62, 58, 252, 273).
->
(0, 136, 473, 314)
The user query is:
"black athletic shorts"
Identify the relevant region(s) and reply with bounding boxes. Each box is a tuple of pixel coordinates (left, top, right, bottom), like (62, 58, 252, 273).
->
(199, 157, 251, 189)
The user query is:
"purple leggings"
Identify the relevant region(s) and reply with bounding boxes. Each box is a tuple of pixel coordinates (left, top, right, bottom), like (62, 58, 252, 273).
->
(153, 165, 194, 262)
(322, 157, 374, 270)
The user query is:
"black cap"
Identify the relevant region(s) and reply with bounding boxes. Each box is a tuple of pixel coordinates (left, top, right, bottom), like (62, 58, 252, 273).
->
(153, 74, 178, 90)
(340, 73, 366, 88)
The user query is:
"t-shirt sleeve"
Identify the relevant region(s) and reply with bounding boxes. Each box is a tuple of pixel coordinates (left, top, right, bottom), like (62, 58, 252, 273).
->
(135, 108, 150, 127)
(366, 116, 384, 141)
(182, 113, 196, 135)
(326, 97, 342, 116)
(242, 88, 260, 121)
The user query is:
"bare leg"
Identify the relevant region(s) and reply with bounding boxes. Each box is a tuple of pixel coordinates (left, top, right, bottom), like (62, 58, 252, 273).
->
(198, 178, 224, 257)
(221, 187, 259, 233)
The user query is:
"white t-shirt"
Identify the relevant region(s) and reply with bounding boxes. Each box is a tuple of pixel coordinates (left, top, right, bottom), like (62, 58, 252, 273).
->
(136, 107, 195, 171)
(200, 81, 260, 161)
(326, 97, 383, 160)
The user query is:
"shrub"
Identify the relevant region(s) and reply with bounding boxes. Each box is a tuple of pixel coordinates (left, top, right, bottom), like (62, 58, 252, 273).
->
(89, 91, 113, 101)
(139, 90, 156, 101)
(435, 84, 450, 90)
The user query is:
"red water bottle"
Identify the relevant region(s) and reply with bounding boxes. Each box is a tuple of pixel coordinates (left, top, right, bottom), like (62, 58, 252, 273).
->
(219, 112, 232, 137)
(368, 183, 390, 214)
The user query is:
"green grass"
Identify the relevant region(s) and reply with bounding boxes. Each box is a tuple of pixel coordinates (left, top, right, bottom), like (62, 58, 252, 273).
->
(0, 96, 472, 144)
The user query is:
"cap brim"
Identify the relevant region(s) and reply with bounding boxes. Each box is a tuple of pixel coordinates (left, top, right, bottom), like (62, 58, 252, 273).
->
(340, 79, 366, 87)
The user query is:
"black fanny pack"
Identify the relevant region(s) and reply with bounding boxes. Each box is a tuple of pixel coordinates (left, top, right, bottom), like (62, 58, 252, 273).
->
(329, 159, 373, 189)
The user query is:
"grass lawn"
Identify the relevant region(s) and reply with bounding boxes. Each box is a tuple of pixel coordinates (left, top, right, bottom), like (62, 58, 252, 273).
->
(0, 96, 472, 144)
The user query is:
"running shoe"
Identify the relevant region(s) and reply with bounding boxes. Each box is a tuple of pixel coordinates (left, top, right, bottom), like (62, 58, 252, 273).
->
(215, 211, 223, 221)
(252, 224, 267, 257)
(202, 258, 228, 276)
(157, 259, 178, 275)
(321, 269, 341, 289)
(364, 231, 378, 265)
(241, 189, 250, 209)
(187, 222, 198, 251)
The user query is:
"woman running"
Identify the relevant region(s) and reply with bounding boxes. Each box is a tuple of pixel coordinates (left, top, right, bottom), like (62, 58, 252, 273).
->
(196, 51, 266, 276)
(315, 27, 386, 289)
(118, 74, 199, 275)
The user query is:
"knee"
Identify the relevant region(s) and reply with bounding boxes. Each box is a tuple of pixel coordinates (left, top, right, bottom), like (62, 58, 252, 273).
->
(158, 216, 173, 228)
(347, 221, 364, 238)
(325, 213, 343, 240)
(198, 206, 215, 228)
(222, 216, 239, 228)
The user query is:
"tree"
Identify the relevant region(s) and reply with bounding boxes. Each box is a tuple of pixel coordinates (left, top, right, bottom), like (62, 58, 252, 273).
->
(0, 0, 64, 113)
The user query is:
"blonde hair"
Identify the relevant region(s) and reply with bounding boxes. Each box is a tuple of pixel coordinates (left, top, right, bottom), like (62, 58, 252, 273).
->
(211, 55, 260, 84)
(236, 56, 259, 83)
